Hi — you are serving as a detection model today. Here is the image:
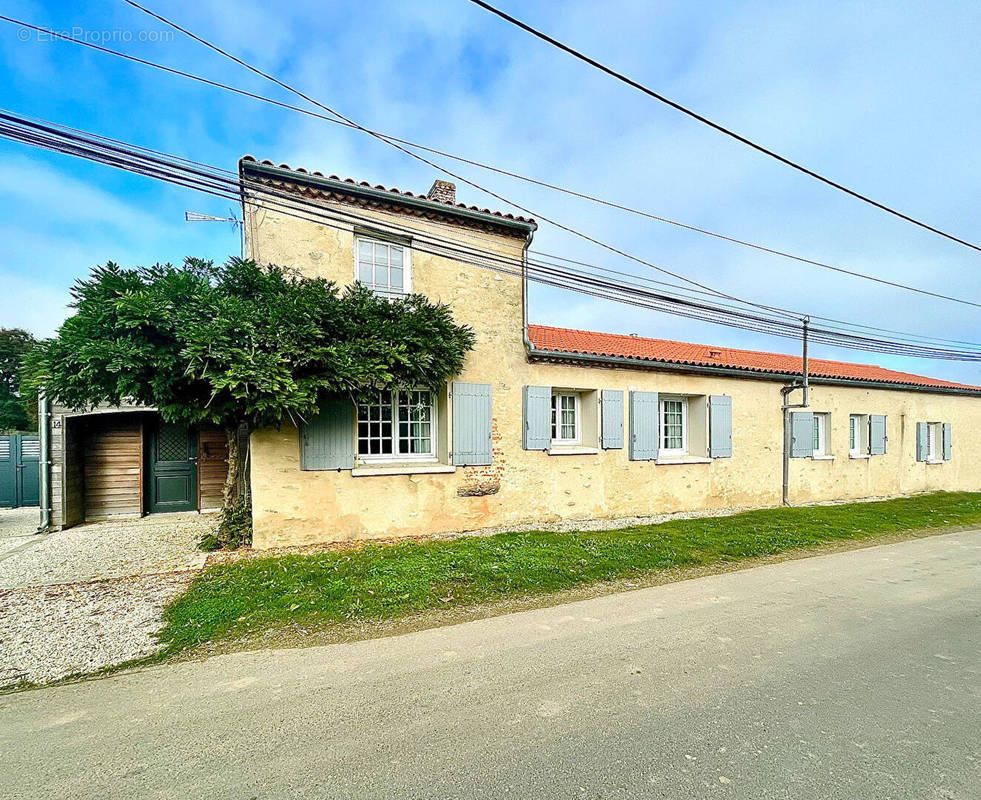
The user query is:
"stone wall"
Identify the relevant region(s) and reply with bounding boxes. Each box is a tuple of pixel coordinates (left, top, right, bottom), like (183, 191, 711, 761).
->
(244, 187, 981, 548)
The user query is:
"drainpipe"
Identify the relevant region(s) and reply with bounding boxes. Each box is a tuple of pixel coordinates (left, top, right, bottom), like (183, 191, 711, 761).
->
(37, 390, 51, 532)
(781, 317, 810, 506)
(521, 229, 534, 352)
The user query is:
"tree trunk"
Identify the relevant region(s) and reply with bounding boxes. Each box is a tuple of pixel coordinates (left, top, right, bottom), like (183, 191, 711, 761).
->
(222, 425, 241, 509)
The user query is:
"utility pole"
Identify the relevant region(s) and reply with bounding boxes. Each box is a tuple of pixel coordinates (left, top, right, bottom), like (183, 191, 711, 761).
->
(781, 316, 810, 506)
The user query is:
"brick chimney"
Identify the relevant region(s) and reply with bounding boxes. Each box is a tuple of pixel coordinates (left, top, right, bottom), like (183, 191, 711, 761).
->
(427, 179, 456, 205)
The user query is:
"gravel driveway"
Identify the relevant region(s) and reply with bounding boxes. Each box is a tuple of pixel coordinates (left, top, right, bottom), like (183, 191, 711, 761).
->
(0, 511, 215, 688)
(0, 507, 40, 560)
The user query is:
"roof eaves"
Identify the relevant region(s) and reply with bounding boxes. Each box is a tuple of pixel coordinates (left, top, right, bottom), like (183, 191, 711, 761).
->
(240, 157, 538, 233)
(527, 345, 981, 396)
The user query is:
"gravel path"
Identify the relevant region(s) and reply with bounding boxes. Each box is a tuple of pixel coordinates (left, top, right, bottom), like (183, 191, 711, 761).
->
(0, 508, 40, 560)
(0, 511, 215, 687)
(0, 514, 212, 589)
(0, 573, 193, 688)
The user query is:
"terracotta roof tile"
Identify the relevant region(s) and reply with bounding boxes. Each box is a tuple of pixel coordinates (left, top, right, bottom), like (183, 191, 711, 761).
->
(527, 324, 980, 393)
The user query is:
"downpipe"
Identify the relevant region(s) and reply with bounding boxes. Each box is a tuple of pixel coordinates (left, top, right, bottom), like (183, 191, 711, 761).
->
(781, 384, 805, 506)
(37, 391, 51, 532)
(781, 317, 810, 506)
(521, 228, 534, 353)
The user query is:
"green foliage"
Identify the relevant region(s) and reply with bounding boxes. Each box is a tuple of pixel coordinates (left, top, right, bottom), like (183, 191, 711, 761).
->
(156, 492, 981, 655)
(200, 499, 254, 551)
(25, 258, 475, 431)
(0, 328, 37, 432)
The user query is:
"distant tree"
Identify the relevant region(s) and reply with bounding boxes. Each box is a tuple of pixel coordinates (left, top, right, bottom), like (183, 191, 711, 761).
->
(0, 327, 37, 432)
(25, 257, 475, 519)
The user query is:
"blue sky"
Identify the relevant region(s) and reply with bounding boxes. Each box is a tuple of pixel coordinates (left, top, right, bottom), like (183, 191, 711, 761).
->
(1, 0, 979, 384)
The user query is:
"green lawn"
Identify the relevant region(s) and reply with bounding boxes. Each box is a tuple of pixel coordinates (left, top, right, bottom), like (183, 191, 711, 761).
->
(157, 492, 981, 657)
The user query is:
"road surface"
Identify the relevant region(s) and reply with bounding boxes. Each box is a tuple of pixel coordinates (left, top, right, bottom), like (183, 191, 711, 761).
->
(2, 530, 979, 799)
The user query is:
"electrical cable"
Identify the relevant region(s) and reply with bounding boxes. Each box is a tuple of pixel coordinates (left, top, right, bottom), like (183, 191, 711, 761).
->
(5, 13, 977, 308)
(466, 0, 981, 254)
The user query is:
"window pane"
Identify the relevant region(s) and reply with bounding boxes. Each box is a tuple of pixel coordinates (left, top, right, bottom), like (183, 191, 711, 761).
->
(374, 242, 389, 265)
(358, 262, 373, 284)
(662, 400, 684, 449)
(390, 246, 403, 267)
(392, 390, 434, 456)
(358, 240, 372, 260)
(390, 268, 403, 290)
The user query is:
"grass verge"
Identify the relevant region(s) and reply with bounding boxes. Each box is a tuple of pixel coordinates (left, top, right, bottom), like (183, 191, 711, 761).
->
(153, 492, 981, 660)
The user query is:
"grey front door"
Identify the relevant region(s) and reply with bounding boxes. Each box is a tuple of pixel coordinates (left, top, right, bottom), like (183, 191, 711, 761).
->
(148, 421, 197, 513)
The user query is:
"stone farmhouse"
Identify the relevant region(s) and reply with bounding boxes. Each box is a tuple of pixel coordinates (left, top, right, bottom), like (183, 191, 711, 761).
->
(40, 157, 981, 547)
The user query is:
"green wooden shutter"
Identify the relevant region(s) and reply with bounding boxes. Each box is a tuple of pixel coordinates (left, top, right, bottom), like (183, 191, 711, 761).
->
(523, 386, 550, 450)
(869, 414, 887, 455)
(915, 422, 928, 462)
(452, 382, 493, 466)
(942, 422, 952, 461)
(790, 411, 813, 458)
(301, 395, 354, 470)
(629, 391, 659, 461)
(709, 395, 733, 458)
(601, 390, 624, 449)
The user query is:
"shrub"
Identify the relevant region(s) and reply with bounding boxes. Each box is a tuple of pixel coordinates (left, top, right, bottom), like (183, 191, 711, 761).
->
(200, 498, 253, 551)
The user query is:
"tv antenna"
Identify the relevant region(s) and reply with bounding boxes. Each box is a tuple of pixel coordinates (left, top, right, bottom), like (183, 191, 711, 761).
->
(184, 209, 244, 257)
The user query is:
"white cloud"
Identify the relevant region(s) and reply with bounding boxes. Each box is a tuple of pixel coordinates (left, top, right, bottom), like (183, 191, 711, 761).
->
(2, 0, 979, 384)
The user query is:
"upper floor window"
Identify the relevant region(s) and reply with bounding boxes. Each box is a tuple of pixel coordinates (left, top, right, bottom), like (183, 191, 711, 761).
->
(357, 237, 408, 297)
(660, 396, 688, 455)
(357, 389, 434, 461)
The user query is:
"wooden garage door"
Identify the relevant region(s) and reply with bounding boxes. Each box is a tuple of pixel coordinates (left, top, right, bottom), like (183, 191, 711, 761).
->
(84, 417, 143, 519)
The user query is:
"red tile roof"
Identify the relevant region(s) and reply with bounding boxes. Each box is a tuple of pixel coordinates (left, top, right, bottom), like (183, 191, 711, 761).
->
(239, 156, 535, 226)
(528, 324, 980, 393)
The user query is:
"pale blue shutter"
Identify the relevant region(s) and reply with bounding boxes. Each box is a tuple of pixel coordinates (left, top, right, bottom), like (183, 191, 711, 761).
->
(452, 382, 492, 466)
(943, 422, 952, 461)
(301, 395, 354, 470)
(915, 422, 928, 462)
(601, 390, 624, 449)
(869, 414, 887, 455)
(523, 385, 550, 450)
(790, 411, 813, 458)
(629, 391, 659, 461)
(709, 395, 733, 458)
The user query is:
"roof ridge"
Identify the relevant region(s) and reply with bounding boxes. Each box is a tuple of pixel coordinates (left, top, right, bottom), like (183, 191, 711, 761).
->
(239, 155, 535, 225)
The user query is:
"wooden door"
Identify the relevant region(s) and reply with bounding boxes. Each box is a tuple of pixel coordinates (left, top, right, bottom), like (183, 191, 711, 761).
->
(148, 421, 197, 513)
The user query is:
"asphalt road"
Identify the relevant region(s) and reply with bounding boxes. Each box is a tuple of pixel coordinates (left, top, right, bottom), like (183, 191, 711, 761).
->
(2, 530, 979, 799)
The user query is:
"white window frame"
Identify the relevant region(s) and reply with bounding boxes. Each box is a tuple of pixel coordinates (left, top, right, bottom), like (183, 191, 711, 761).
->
(356, 389, 436, 464)
(849, 414, 867, 456)
(812, 413, 829, 457)
(926, 421, 941, 462)
(659, 396, 689, 456)
(551, 392, 581, 445)
(354, 235, 411, 297)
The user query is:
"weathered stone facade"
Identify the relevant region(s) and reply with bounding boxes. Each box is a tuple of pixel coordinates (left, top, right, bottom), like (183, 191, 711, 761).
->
(242, 162, 981, 549)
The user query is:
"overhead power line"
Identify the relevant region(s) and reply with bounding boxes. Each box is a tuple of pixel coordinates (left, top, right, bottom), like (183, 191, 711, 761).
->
(4, 15, 978, 309)
(2, 108, 979, 365)
(115, 0, 802, 320)
(466, 0, 981, 255)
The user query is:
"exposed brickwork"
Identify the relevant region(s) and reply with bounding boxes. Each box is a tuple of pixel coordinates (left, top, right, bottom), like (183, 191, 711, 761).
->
(458, 416, 504, 497)
(427, 179, 456, 205)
